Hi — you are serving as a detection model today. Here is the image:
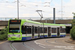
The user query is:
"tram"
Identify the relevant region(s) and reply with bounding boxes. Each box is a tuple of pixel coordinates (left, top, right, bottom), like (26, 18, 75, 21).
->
(8, 19, 66, 41)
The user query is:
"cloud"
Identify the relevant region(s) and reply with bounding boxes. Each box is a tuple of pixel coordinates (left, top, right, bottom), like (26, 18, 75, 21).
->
(0, 0, 74, 20)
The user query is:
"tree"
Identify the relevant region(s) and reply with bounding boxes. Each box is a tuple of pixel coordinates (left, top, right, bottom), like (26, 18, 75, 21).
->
(70, 26, 75, 40)
(72, 12, 75, 19)
(0, 27, 8, 40)
(69, 12, 75, 40)
(70, 12, 75, 27)
(71, 20, 75, 27)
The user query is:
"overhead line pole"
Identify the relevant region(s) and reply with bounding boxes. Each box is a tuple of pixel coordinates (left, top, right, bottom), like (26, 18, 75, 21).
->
(61, 0, 63, 19)
(17, 0, 19, 19)
(53, 8, 55, 24)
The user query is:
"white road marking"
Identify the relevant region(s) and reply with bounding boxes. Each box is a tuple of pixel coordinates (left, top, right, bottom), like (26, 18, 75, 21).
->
(50, 42, 56, 43)
(34, 41, 46, 46)
(34, 37, 75, 49)
(39, 45, 46, 48)
(34, 41, 51, 48)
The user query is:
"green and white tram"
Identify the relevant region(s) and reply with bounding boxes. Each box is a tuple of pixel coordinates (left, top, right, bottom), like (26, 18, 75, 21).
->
(44, 23, 66, 37)
(8, 19, 66, 41)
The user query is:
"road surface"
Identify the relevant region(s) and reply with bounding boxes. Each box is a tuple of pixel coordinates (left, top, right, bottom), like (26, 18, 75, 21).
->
(0, 36, 75, 50)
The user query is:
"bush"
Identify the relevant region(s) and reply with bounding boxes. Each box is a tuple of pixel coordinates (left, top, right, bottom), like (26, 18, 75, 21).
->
(0, 28, 8, 40)
(70, 26, 75, 40)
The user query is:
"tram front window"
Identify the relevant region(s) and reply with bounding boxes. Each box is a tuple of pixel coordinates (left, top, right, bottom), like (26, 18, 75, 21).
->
(9, 24, 20, 33)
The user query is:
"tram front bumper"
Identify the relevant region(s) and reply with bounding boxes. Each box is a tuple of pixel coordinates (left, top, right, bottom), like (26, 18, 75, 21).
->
(8, 36, 22, 41)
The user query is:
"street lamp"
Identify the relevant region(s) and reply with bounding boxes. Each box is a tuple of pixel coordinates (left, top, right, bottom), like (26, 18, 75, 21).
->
(17, 0, 19, 19)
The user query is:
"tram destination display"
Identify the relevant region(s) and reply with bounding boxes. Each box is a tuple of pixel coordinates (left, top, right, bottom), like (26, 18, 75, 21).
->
(10, 20, 21, 24)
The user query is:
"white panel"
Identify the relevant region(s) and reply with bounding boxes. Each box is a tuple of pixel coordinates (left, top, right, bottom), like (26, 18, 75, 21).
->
(60, 33, 66, 35)
(22, 34, 27, 36)
(44, 33, 48, 35)
(51, 33, 57, 35)
(44, 26, 48, 27)
(61, 24, 72, 26)
(27, 34, 32, 36)
(34, 34, 38, 35)
(40, 33, 43, 35)
(50, 26, 59, 28)
(62, 26, 65, 28)
(8, 34, 20, 37)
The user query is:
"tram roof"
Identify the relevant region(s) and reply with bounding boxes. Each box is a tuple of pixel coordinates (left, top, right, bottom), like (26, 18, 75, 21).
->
(21, 19, 42, 25)
(9, 19, 65, 26)
(21, 19, 65, 26)
(44, 23, 65, 26)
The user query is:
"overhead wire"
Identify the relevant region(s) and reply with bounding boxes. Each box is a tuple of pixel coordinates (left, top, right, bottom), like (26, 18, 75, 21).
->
(0, 0, 54, 13)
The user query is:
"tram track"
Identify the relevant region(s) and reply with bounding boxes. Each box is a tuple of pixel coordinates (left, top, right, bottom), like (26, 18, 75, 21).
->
(22, 42, 35, 50)
(9, 41, 35, 50)
(45, 38, 73, 46)
(34, 37, 75, 50)
(10, 42, 17, 50)
(34, 38, 64, 47)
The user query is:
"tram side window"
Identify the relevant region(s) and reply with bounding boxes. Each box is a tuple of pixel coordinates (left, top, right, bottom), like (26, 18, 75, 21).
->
(39, 27, 41, 33)
(52, 28, 56, 33)
(35, 27, 38, 33)
(44, 28, 47, 33)
(40, 27, 43, 33)
(38, 26, 40, 33)
(26, 26, 31, 34)
(60, 28, 66, 33)
(22, 26, 26, 34)
(22, 26, 31, 34)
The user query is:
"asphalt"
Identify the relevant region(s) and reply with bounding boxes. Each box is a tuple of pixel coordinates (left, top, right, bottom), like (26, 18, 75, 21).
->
(0, 36, 75, 50)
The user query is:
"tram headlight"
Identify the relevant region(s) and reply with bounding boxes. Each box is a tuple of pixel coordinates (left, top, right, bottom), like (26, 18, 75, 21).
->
(17, 35, 20, 37)
(8, 35, 11, 37)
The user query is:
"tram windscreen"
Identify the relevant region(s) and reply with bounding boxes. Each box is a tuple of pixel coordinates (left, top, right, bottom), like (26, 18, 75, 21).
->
(9, 20, 21, 33)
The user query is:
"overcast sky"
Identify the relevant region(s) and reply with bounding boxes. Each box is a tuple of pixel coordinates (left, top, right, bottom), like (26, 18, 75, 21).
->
(0, 0, 74, 19)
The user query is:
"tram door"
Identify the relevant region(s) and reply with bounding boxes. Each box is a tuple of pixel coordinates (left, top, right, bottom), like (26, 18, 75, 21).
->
(32, 26, 34, 39)
(57, 27, 60, 36)
(48, 27, 51, 37)
(38, 26, 40, 38)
